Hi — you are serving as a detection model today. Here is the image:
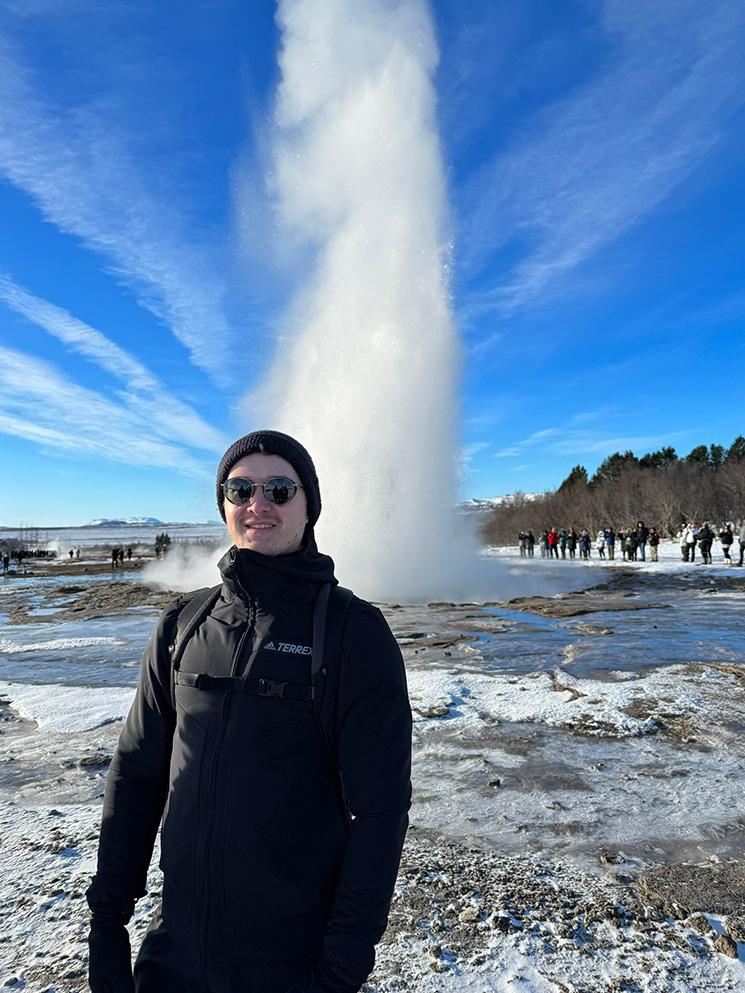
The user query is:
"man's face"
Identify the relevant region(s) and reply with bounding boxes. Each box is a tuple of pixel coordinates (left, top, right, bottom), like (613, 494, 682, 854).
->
(224, 453, 308, 556)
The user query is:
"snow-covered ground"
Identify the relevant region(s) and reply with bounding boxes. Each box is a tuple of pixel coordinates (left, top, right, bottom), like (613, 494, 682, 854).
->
(1, 553, 744, 990)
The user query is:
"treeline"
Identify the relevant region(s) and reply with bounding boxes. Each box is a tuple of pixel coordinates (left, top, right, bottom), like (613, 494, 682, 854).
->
(481, 437, 745, 546)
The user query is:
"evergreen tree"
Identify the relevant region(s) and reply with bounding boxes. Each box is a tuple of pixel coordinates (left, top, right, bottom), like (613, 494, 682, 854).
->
(639, 446, 677, 469)
(559, 465, 589, 490)
(590, 450, 637, 486)
(709, 443, 725, 468)
(686, 444, 709, 464)
(726, 436, 745, 462)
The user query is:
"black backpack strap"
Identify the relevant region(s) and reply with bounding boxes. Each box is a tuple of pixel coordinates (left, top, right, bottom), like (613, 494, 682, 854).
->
(312, 583, 354, 763)
(167, 584, 222, 707)
(325, 584, 354, 662)
(311, 582, 331, 677)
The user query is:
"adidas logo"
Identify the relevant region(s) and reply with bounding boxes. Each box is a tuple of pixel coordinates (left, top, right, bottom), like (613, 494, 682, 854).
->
(262, 640, 312, 656)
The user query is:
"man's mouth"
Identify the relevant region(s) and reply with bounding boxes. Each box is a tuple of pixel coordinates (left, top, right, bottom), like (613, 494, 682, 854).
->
(243, 521, 276, 530)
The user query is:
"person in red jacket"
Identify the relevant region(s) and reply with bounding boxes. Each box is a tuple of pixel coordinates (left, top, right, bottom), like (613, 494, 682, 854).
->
(547, 526, 559, 559)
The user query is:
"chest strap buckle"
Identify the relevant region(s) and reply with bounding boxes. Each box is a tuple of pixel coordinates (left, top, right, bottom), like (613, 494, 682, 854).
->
(257, 678, 287, 699)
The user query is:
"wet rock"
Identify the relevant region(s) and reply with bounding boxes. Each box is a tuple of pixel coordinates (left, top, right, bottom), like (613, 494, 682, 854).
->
(458, 906, 479, 924)
(687, 914, 713, 935)
(726, 912, 745, 941)
(412, 704, 449, 718)
(78, 753, 111, 768)
(713, 933, 738, 958)
(506, 593, 671, 619)
(637, 860, 745, 917)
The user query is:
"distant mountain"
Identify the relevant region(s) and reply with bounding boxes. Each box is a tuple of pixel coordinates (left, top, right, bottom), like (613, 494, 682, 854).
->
(462, 493, 543, 512)
(87, 517, 164, 527)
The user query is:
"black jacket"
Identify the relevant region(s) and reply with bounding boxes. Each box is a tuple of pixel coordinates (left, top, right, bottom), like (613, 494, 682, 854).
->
(87, 538, 412, 992)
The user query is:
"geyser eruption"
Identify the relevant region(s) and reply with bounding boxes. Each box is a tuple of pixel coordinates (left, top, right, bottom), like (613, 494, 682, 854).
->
(249, 0, 479, 602)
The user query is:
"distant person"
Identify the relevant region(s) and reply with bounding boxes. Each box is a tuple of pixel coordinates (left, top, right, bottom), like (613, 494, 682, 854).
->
(636, 521, 649, 562)
(579, 529, 591, 560)
(604, 527, 615, 560)
(678, 525, 689, 562)
(648, 527, 660, 562)
(86, 430, 411, 993)
(739, 521, 745, 566)
(69, 548, 74, 560)
(76, 547, 81, 559)
(539, 530, 549, 558)
(719, 524, 733, 563)
(526, 531, 535, 557)
(518, 531, 527, 558)
(697, 523, 714, 564)
(558, 528, 568, 559)
(567, 528, 578, 559)
(111, 547, 118, 569)
(547, 527, 559, 559)
(596, 529, 605, 559)
(686, 523, 698, 563)
(2, 551, 9, 574)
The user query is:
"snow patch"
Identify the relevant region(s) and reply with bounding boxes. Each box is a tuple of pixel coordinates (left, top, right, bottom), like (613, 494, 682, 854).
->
(0, 680, 135, 732)
(0, 636, 124, 655)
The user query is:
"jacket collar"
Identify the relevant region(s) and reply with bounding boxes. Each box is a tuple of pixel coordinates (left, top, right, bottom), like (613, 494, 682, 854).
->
(218, 529, 337, 606)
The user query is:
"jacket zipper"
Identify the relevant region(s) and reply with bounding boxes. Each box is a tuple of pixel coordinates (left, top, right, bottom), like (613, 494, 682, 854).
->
(197, 601, 255, 963)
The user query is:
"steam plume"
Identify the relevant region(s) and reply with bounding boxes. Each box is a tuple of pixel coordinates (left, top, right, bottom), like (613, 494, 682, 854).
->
(248, 0, 475, 601)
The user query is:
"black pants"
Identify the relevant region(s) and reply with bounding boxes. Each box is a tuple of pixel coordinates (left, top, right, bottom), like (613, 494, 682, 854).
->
(134, 913, 313, 993)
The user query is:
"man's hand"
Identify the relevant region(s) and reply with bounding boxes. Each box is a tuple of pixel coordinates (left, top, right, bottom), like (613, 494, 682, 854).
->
(88, 914, 135, 993)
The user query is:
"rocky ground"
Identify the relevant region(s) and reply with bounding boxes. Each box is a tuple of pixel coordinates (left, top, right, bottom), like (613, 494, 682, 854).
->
(1, 797, 743, 993)
(1, 565, 744, 990)
(1, 579, 171, 625)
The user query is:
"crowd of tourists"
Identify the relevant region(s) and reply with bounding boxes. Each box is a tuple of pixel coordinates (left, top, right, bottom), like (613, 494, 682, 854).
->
(1, 546, 57, 572)
(516, 520, 745, 565)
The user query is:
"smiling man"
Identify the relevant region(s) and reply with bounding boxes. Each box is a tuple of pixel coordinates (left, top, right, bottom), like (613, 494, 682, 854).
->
(86, 430, 412, 993)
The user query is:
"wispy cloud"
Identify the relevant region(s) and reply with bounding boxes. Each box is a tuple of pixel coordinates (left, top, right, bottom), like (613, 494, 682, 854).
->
(496, 419, 693, 461)
(0, 39, 236, 383)
(0, 345, 211, 475)
(0, 273, 228, 454)
(459, 0, 745, 317)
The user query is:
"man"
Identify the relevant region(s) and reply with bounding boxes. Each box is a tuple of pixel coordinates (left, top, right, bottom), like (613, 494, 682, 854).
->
(86, 430, 413, 993)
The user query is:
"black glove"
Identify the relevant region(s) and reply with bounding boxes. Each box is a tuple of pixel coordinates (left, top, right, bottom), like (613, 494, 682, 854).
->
(88, 912, 135, 993)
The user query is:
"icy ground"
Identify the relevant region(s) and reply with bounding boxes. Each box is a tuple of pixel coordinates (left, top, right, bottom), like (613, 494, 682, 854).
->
(1, 546, 744, 991)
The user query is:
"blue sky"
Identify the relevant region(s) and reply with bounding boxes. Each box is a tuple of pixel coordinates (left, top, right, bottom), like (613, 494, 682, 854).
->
(1, 0, 744, 526)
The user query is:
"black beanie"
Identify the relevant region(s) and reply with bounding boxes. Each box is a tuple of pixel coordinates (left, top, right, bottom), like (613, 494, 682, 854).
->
(216, 430, 321, 525)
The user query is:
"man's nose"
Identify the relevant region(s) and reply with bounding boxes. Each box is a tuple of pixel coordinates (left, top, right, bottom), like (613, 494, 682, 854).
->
(249, 485, 272, 510)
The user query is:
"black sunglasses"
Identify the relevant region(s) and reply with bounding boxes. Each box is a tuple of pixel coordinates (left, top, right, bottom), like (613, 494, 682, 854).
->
(222, 476, 303, 507)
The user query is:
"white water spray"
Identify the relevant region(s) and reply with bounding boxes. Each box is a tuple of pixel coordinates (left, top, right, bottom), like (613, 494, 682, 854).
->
(244, 0, 489, 602)
(146, 1, 576, 601)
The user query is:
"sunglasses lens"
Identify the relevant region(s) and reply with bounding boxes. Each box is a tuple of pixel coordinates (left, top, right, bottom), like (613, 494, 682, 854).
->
(224, 478, 254, 505)
(264, 477, 297, 506)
